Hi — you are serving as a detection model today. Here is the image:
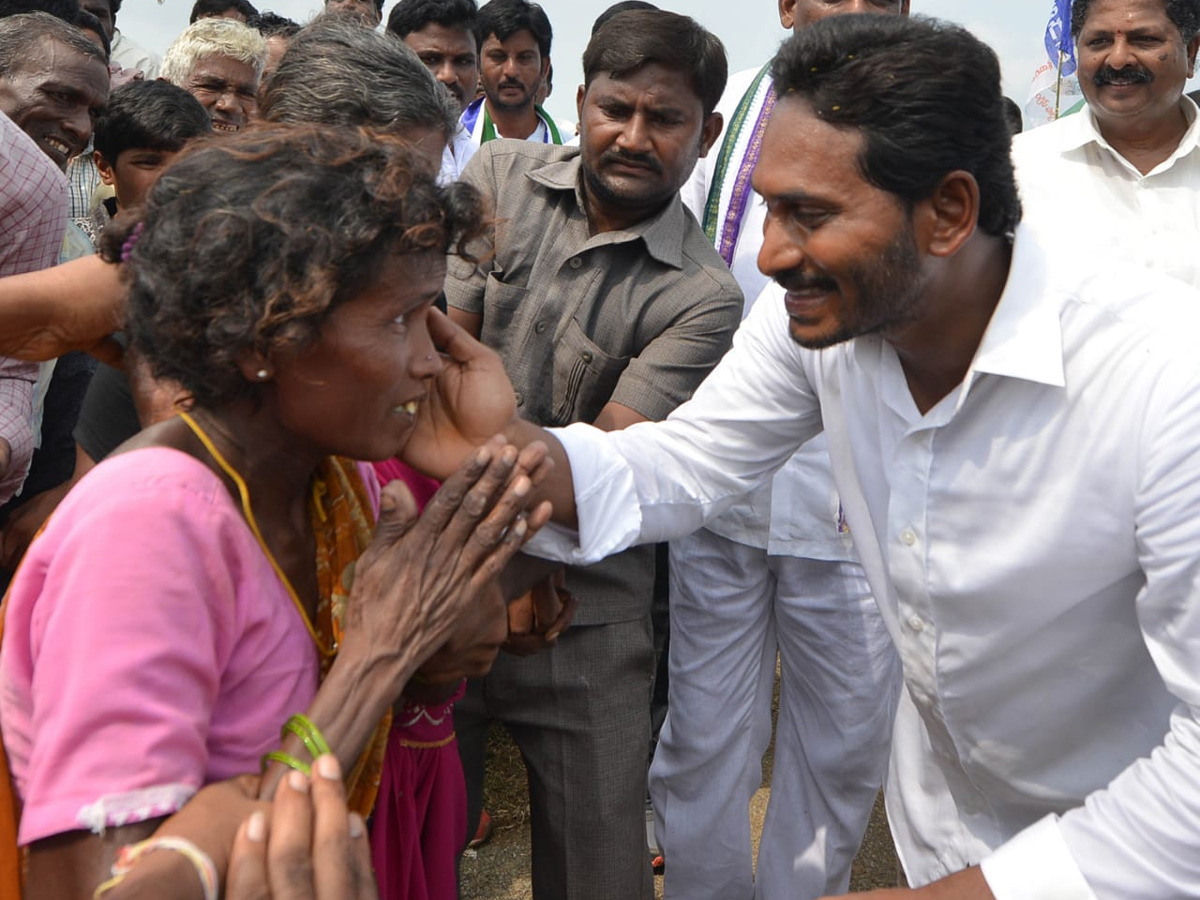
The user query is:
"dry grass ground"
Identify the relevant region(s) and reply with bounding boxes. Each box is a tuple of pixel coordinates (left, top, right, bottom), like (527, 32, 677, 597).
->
(459, 667, 898, 899)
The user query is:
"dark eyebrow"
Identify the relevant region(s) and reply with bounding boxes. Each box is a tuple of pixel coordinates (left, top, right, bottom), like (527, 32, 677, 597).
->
(766, 189, 839, 208)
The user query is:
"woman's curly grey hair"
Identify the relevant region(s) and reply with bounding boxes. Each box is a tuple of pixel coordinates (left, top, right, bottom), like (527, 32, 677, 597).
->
(102, 124, 486, 409)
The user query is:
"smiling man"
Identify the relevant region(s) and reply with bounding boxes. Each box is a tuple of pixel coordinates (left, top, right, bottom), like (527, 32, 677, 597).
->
(446, 11, 741, 900)
(1013, 0, 1200, 287)
(0, 12, 108, 172)
(161, 16, 266, 135)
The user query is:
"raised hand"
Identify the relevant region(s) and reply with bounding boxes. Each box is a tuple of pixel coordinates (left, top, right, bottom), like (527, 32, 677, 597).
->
(339, 435, 553, 698)
(401, 309, 519, 481)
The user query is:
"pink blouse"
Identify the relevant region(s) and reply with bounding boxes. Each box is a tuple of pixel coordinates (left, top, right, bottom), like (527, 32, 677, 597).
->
(0, 448, 377, 844)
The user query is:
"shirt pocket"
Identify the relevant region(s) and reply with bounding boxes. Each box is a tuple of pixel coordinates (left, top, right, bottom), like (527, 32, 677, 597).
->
(480, 272, 527, 343)
(550, 318, 629, 426)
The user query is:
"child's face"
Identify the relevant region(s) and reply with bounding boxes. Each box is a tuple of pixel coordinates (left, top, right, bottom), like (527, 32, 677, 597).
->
(95, 147, 181, 210)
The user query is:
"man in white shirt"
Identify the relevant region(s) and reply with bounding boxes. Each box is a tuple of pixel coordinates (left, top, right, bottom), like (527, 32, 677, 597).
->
(386, 0, 479, 184)
(410, 14, 1200, 900)
(661, 2, 907, 898)
(1012, 0, 1200, 288)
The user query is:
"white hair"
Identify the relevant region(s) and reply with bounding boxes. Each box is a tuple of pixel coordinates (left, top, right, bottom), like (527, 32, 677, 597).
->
(161, 17, 268, 85)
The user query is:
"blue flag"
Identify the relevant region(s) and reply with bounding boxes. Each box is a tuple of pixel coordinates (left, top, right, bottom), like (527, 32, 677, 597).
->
(1043, 0, 1077, 77)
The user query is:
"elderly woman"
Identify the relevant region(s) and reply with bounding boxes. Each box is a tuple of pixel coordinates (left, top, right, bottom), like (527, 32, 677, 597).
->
(0, 124, 548, 899)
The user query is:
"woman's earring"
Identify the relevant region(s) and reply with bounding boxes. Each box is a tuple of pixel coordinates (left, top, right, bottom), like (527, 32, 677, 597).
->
(256, 369, 270, 380)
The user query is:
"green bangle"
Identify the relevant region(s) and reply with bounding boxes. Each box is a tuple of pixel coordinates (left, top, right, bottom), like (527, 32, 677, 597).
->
(262, 750, 311, 776)
(284, 714, 332, 759)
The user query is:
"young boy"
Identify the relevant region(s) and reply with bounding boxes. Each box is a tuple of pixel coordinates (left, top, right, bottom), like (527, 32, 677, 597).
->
(91, 79, 212, 226)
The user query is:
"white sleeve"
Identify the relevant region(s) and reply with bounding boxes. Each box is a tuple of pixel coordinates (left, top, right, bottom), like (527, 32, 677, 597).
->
(522, 289, 825, 564)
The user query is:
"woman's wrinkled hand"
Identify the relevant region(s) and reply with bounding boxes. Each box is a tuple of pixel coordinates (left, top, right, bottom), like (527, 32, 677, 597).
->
(340, 434, 553, 693)
(410, 580, 509, 689)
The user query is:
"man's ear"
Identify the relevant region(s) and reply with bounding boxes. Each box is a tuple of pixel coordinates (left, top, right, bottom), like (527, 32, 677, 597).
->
(779, 0, 797, 31)
(698, 112, 724, 158)
(915, 170, 980, 258)
(94, 149, 116, 187)
(576, 83, 586, 122)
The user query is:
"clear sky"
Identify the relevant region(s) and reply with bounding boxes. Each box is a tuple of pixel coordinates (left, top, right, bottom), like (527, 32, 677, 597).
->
(112, 0, 1076, 124)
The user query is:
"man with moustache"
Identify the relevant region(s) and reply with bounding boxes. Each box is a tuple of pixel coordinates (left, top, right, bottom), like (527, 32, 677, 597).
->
(446, 12, 741, 899)
(661, 2, 906, 898)
(1013, 0, 1200, 287)
(387, 0, 479, 182)
(413, 13, 1200, 900)
(457, 0, 561, 172)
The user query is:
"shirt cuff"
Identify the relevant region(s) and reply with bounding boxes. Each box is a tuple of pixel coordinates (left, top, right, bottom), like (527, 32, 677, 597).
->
(520, 422, 642, 565)
(980, 815, 1097, 900)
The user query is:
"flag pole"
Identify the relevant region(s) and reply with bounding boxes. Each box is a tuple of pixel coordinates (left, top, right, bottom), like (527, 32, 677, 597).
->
(1054, 48, 1065, 119)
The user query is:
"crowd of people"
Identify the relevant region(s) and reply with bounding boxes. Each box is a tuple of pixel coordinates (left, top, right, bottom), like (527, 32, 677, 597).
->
(0, 0, 1198, 899)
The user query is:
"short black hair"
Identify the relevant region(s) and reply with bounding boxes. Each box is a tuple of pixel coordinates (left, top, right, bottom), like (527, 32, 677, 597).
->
(584, 9, 726, 116)
(93, 79, 212, 161)
(1071, 0, 1200, 42)
(0, 11, 107, 77)
(387, 0, 477, 41)
(475, 0, 550, 58)
(0, 0, 80, 22)
(771, 15, 1021, 239)
(248, 10, 298, 36)
(72, 6, 110, 56)
(189, 0, 258, 24)
(591, 0, 656, 36)
(1002, 97, 1023, 136)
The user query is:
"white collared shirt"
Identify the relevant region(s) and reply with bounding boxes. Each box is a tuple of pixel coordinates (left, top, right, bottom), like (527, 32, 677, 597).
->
(1012, 97, 1200, 289)
(527, 224, 1200, 900)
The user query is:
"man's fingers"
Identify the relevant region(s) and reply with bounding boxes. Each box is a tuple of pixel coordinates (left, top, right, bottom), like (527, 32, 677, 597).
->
(543, 590, 578, 644)
(265, 771, 317, 900)
(428, 306, 490, 365)
(349, 813, 379, 900)
(310, 756, 363, 900)
(224, 813, 271, 900)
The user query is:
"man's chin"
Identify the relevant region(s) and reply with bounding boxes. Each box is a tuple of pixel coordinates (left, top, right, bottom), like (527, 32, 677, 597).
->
(786, 317, 853, 351)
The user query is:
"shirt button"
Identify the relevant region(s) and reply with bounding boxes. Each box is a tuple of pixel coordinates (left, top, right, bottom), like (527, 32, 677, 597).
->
(581, 351, 594, 364)
(901, 529, 917, 546)
(534, 321, 547, 334)
(569, 257, 583, 269)
(514, 392, 524, 407)
(908, 614, 925, 632)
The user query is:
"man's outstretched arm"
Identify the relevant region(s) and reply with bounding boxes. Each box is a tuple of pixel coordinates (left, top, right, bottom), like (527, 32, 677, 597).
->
(0, 256, 126, 364)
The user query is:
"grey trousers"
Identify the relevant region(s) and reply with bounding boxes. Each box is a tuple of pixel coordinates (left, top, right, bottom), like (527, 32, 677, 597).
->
(455, 616, 656, 900)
